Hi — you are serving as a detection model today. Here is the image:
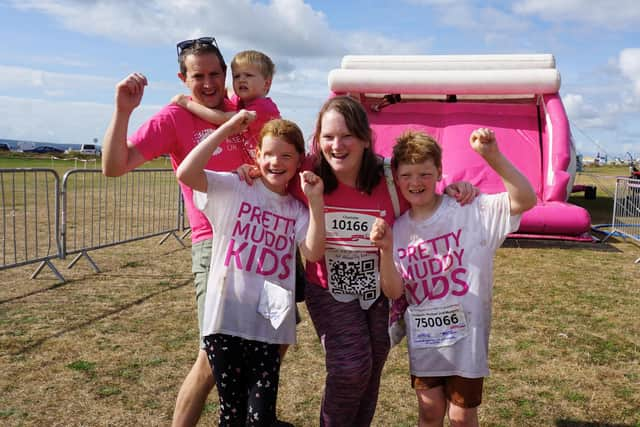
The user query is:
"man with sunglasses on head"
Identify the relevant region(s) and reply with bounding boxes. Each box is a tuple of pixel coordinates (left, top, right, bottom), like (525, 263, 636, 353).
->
(102, 37, 267, 426)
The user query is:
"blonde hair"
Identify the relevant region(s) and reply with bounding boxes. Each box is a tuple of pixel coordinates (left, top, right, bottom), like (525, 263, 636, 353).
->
(391, 130, 442, 170)
(231, 50, 275, 80)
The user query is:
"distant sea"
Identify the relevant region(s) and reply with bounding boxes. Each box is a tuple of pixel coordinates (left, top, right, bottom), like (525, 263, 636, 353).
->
(0, 138, 91, 152)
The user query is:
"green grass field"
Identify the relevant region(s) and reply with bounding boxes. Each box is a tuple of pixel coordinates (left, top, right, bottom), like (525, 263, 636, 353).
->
(0, 152, 171, 175)
(0, 162, 638, 426)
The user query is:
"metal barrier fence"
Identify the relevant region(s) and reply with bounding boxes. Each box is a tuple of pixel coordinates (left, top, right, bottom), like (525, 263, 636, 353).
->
(0, 168, 64, 280)
(61, 169, 185, 272)
(608, 177, 640, 254)
(1, 168, 185, 281)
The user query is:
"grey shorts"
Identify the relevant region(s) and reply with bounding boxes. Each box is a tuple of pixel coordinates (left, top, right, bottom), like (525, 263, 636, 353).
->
(191, 239, 212, 349)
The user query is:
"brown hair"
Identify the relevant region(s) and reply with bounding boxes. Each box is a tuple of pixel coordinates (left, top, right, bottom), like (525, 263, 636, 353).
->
(310, 96, 383, 194)
(391, 130, 442, 170)
(231, 50, 275, 81)
(178, 41, 226, 76)
(259, 119, 305, 155)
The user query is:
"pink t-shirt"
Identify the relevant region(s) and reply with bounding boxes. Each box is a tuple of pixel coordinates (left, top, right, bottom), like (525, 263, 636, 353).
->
(301, 174, 399, 289)
(289, 156, 406, 289)
(129, 101, 251, 243)
(227, 95, 281, 162)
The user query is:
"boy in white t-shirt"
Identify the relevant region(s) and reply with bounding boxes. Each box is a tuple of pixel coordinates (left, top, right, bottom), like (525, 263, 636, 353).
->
(370, 128, 536, 427)
(176, 111, 325, 426)
(173, 50, 280, 164)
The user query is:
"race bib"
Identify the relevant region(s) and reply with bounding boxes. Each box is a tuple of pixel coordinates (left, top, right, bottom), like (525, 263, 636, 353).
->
(408, 303, 469, 348)
(325, 206, 383, 250)
(326, 249, 379, 308)
(324, 206, 385, 309)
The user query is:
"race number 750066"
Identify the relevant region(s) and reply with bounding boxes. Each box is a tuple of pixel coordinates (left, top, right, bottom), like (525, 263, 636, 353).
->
(415, 313, 460, 329)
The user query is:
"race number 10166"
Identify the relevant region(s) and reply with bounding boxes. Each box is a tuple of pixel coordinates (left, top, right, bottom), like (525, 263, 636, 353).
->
(331, 219, 369, 232)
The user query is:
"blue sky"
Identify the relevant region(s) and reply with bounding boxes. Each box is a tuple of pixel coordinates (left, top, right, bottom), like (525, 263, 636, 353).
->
(1, 0, 639, 159)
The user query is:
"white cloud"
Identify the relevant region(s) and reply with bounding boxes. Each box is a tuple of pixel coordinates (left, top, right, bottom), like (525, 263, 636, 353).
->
(0, 64, 187, 107)
(451, 6, 528, 33)
(11, 0, 440, 63)
(513, 0, 640, 30)
(563, 93, 589, 117)
(343, 32, 434, 55)
(11, 0, 341, 58)
(26, 55, 93, 68)
(6, 0, 639, 158)
(564, 92, 640, 157)
(0, 65, 114, 95)
(405, 0, 460, 5)
(403, 1, 530, 34)
(563, 93, 611, 128)
(0, 95, 159, 145)
(619, 48, 640, 96)
(559, 48, 640, 157)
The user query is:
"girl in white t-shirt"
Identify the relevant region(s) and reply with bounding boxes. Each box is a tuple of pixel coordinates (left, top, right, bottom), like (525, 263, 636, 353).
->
(176, 111, 325, 426)
(371, 128, 536, 427)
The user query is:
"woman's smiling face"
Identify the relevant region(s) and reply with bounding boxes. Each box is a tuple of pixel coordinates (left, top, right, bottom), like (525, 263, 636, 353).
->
(318, 109, 368, 187)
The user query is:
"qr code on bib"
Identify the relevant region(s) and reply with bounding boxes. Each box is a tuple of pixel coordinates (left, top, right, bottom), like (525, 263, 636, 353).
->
(327, 254, 378, 301)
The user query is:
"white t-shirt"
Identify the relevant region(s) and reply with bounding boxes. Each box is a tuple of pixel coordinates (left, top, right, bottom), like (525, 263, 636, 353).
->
(392, 193, 520, 378)
(194, 171, 310, 345)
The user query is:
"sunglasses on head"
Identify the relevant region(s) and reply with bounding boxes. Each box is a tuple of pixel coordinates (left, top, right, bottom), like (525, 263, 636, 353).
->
(176, 37, 218, 56)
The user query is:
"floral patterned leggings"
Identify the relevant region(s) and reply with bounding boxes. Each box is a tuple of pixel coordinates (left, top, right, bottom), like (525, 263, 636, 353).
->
(203, 334, 281, 427)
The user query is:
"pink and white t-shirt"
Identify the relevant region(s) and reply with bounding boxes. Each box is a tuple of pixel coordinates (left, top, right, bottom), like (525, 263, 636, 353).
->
(129, 101, 248, 244)
(392, 193, 521, 378)
(194, 171, 309, 344)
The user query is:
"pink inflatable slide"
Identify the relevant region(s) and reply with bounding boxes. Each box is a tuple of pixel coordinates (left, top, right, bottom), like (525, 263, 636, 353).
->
(328, 54, 591, 239)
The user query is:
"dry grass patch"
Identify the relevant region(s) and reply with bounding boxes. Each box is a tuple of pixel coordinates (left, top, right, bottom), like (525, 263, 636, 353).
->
(1, 169, 639, 426)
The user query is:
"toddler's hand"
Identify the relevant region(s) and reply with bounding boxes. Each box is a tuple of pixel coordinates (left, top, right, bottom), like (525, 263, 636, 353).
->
(171, 94, 189, 107)
(223, 111, 237, 123)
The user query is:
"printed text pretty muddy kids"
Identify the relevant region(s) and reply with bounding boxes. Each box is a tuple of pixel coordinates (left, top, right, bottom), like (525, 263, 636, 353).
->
(225, 201, 297, 281)
(396, 228, 468, 305)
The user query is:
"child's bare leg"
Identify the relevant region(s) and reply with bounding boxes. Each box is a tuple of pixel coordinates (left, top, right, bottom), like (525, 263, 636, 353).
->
(416, 387, 447, 427)
(448, 403, 479, 427)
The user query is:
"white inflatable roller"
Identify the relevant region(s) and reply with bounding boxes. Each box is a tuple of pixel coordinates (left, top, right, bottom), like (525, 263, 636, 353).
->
(328, 68, 561, 95)
(340, 54, 556, 70)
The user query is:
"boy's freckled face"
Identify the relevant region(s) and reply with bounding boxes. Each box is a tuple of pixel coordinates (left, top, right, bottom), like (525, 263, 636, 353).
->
(396, 160, 441, 208)
(232, 63, 270, 103)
